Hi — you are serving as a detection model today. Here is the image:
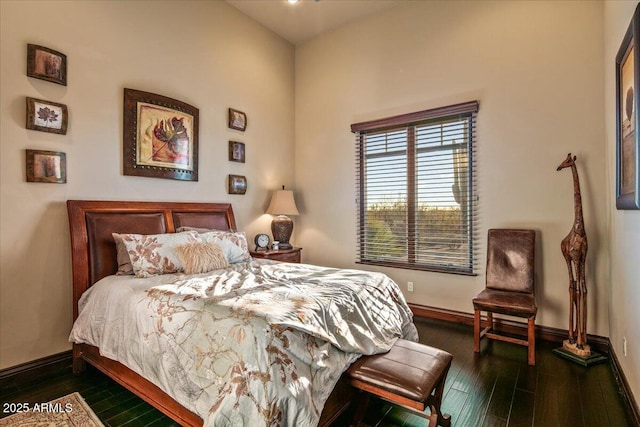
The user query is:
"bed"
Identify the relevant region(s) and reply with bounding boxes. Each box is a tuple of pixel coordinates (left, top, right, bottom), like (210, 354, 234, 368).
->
(67, 200, 417, 426)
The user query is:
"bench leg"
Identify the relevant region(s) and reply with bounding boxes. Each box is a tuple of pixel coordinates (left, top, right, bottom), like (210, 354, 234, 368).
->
(427, 366, 452, 427)
(350, 391, 370, 427)
(427, 409, 438, 427)
(427, 403, 451, 427)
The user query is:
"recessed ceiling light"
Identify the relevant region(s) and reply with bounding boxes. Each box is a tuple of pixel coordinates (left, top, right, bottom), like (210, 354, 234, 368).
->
(288, 0, 298, 4)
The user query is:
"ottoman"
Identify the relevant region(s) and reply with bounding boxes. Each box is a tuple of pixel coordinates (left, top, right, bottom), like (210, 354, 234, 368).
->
(346, 339, 453, 427)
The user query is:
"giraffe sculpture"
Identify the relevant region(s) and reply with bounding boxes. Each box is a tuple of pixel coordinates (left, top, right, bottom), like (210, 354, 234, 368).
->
(556, 153, 591, 357)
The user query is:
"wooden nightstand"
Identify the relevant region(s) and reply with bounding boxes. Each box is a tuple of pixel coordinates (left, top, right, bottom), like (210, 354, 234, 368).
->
(250, 247, 302, 263)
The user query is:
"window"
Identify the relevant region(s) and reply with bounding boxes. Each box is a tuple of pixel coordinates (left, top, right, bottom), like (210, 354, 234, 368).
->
(352, 101, 478, 275)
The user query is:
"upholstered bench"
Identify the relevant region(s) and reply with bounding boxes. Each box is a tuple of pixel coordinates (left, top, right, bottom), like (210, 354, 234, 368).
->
(346, 339, 452, 427)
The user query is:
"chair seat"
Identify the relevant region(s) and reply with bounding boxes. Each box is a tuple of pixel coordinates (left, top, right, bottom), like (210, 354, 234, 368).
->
(472, 288, 537, 318)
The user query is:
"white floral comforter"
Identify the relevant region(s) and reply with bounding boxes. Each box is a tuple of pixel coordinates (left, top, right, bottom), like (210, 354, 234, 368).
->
(69, 260, 418, 427)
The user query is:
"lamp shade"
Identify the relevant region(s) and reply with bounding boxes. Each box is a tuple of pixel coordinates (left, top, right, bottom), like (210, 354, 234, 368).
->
(266, 190, 299, 216)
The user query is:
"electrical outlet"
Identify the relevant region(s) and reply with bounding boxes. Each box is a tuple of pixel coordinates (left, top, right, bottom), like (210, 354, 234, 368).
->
(407, 281, 414, 292)
(623, 337, 627, 357)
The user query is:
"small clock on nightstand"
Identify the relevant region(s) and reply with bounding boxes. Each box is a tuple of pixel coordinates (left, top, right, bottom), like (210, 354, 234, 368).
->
(254, 233, 271, 251)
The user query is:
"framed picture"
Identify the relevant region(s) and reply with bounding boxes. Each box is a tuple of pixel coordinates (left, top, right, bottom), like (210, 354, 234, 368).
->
(228, 174, 247, 194)
(123, 88, 199, 181)
(27, 44, 67, 86)
(26, 149, 66, 183)
(228, 141, 245, 163)
(228, 108, 247, 131)
(616, 3, 640, 209)
(26, 97, 68, 135)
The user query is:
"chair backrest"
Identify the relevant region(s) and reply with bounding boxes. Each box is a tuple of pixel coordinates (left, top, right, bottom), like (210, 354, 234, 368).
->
(486, 228, 535, 294)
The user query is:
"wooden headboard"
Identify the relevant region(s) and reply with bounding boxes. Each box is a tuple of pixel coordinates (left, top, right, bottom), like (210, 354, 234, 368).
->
(67, 200, 236, 320)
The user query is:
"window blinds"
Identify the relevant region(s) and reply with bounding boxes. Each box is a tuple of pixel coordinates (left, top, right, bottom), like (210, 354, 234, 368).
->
(352, 101, 479, 275)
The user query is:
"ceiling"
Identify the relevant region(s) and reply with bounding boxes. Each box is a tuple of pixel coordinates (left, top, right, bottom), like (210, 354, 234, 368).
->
(226, 0, 402, 45)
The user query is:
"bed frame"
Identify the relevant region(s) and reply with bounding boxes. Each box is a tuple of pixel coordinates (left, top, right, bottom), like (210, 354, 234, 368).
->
(67, 200, 354, 427)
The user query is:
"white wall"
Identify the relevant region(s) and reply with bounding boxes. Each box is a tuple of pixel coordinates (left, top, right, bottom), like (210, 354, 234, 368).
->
(295, 1, 608, 335)
(604, 0, 640, 408)
(0, 0, 295, 369)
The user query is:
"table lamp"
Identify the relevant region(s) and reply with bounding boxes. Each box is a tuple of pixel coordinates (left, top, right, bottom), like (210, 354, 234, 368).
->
(266, 186, 299, 250)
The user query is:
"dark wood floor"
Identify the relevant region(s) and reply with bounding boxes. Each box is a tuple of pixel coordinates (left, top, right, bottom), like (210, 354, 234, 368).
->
(0, 317, 635, 426)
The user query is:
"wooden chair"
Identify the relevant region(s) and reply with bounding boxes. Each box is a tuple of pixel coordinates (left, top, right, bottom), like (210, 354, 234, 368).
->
(472, 229, 537, 365)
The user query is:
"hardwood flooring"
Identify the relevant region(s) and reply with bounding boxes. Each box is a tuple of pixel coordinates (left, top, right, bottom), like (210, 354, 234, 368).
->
(0, 317, 635, 426)
(353, 317, 635, 427)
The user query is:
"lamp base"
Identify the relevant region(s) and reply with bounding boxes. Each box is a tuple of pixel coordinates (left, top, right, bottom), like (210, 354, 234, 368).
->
(271, 215, 293, 249)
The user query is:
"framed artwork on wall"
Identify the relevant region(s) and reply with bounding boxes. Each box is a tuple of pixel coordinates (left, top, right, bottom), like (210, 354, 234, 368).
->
(228, 174, 247, 194)
(615, 3, 640, 209)
(228, 108, 247, 131)
(25, 97, 68, 135)
(26, 149, 66, 183)
(27, 44, 67, 86)
(228, 141, 245, 163)
(123, 88, 199, 181)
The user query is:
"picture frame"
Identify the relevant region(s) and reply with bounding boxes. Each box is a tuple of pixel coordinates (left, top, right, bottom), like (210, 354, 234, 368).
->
(26, 149, 66, 183)
(27, 44, 67, 86)
(123, 88, 199, 181)
(228, 141, 245, 163)
(26, 97, 68, 135)
(615, 3, 640, 210)
(228, 108, 247, 131)
(228, 174, 247, 195)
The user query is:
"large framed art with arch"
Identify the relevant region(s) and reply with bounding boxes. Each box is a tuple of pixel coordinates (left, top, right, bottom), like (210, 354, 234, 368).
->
(616, 3, 640, 210)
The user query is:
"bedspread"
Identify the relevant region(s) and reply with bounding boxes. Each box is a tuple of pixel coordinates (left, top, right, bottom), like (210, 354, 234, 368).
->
(69, 260, 418, 427)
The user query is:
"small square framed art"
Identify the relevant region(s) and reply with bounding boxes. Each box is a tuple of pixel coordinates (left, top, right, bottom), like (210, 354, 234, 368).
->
(27, 44, 67, 86)
(228, 174, 247, 195)
(26, 97, 68, 135)
(229, 141, 245, 163)
(228, 108, 247, 131)
(26, 149, 66, 183)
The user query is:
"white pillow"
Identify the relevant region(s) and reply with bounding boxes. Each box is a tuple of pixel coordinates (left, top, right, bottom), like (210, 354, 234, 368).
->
(112, 233, 134, 275)
(199, 230, 251, 264)
(115, 231, 201, 277)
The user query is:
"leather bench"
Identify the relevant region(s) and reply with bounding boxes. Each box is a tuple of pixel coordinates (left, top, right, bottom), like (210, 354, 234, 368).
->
(346, 339, 453, 427)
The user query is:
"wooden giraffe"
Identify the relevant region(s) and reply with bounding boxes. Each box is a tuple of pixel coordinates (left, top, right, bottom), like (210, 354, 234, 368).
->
(556, 153, 590, 356)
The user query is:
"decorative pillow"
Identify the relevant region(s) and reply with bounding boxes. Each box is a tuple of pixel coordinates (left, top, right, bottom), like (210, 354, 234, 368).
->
(199, 230, 251, 264)
(112, 233, 134, 275)
(175, 242, 229, 275)
(115, 231, 202, 278)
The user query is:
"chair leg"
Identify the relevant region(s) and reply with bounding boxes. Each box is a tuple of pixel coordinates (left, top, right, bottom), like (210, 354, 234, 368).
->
(527, 317, 536, 366)
(473, 309, 480, 352)
(486, 312, 493, 331)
